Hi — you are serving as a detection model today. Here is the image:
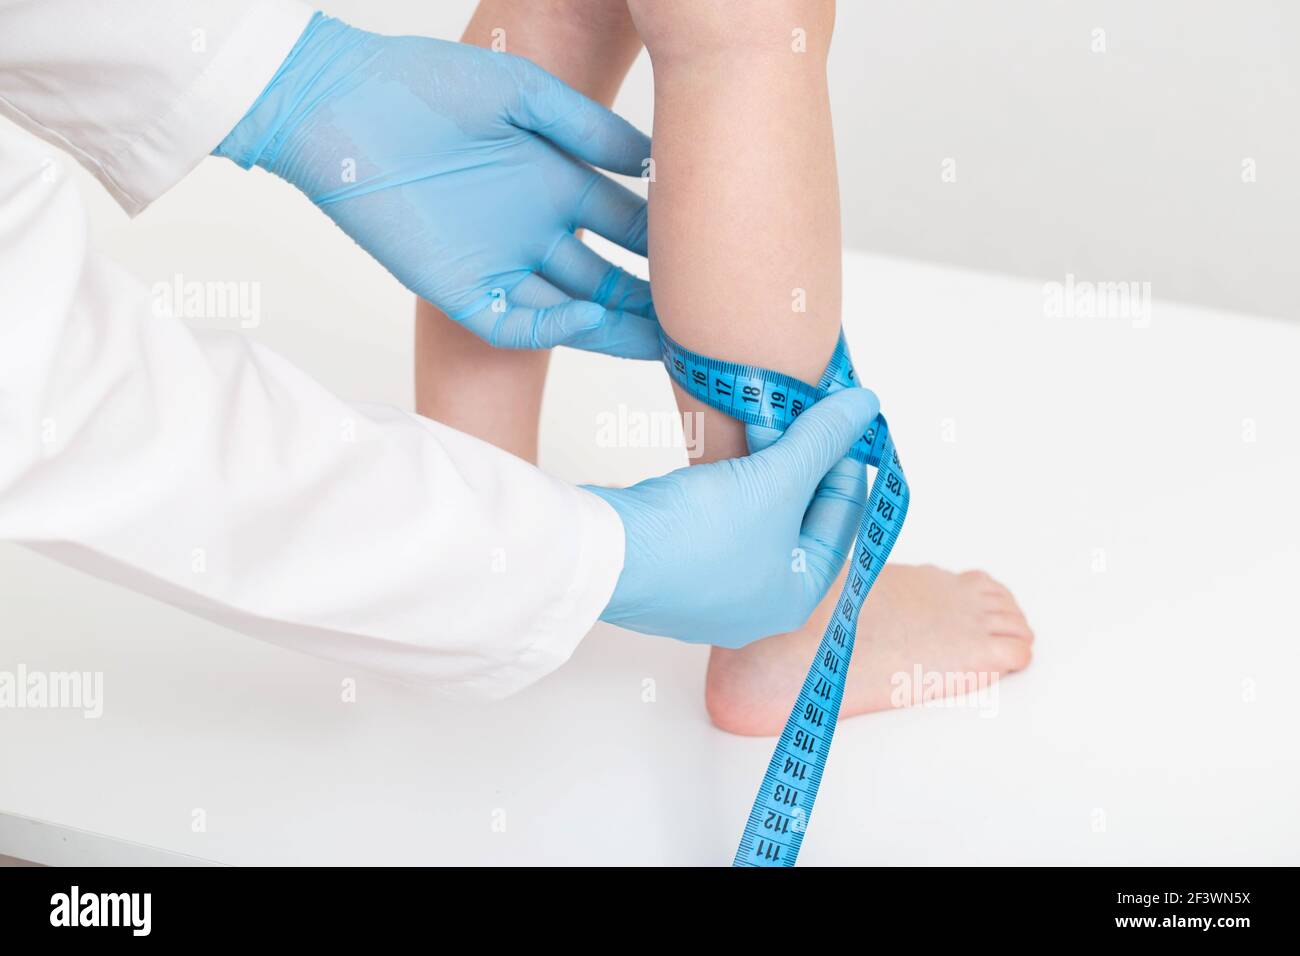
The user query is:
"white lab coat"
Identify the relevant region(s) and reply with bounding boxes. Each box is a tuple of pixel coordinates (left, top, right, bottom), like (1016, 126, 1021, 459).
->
(0, 0, 625, 699)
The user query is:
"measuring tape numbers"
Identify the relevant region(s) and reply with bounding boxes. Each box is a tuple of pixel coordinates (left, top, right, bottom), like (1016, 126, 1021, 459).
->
(659, 330, 909, 867)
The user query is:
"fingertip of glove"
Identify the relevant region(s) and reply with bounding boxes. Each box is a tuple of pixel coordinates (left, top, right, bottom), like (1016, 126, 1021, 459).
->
(559, 301, 606, 337)
(838, 386, 880, 418)
(822, 387, 881, 435)
(606, 128, 652, 177)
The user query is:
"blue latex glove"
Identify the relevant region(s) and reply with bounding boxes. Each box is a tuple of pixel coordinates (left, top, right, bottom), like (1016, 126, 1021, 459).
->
(214, 13, 657, 358)
(585, 388, 880, 647)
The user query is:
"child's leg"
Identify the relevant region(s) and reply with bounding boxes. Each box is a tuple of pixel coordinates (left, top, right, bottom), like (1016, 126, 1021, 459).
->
(415, 0, 643, 463)
(626, 0, 1035, 735)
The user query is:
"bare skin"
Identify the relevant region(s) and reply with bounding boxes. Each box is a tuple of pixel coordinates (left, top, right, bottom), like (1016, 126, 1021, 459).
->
(416, 0, 1035, 737)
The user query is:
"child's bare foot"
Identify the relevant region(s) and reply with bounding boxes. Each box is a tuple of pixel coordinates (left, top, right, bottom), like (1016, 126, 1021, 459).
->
(705, 565, 1034, 736)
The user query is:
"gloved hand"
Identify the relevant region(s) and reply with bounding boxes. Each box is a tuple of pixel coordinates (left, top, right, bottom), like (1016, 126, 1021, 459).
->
(214, 13, 657, 358)
(585, 388, 880, 647)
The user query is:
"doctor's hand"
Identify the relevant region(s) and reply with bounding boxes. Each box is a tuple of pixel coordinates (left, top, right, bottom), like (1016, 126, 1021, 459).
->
(214, 13, 657, 358)
(585, 388, 880, 648)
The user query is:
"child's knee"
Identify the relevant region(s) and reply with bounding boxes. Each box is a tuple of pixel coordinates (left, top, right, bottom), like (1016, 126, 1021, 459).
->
(627, 0, 833, 64)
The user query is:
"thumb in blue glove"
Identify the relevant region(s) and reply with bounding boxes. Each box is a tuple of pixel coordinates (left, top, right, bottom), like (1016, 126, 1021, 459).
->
(584, 388, 880, 647)
(214, 13, 658, 358)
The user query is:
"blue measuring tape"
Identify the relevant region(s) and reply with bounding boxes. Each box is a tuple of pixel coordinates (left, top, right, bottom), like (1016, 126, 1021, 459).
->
(659, 329, 909, 867)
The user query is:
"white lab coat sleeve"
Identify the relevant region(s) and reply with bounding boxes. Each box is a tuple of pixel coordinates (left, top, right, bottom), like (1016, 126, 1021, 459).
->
(0, 129, 627, 699)
(0, 0, 315, 215)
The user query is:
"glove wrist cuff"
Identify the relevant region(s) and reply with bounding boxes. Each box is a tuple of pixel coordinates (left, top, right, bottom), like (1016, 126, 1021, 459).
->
(213, 11, 353, 172)
(580, 485, 639, 625)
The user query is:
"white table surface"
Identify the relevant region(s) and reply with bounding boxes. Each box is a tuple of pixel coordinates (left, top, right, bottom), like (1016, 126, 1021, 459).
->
(2, 250, 1297, 866)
